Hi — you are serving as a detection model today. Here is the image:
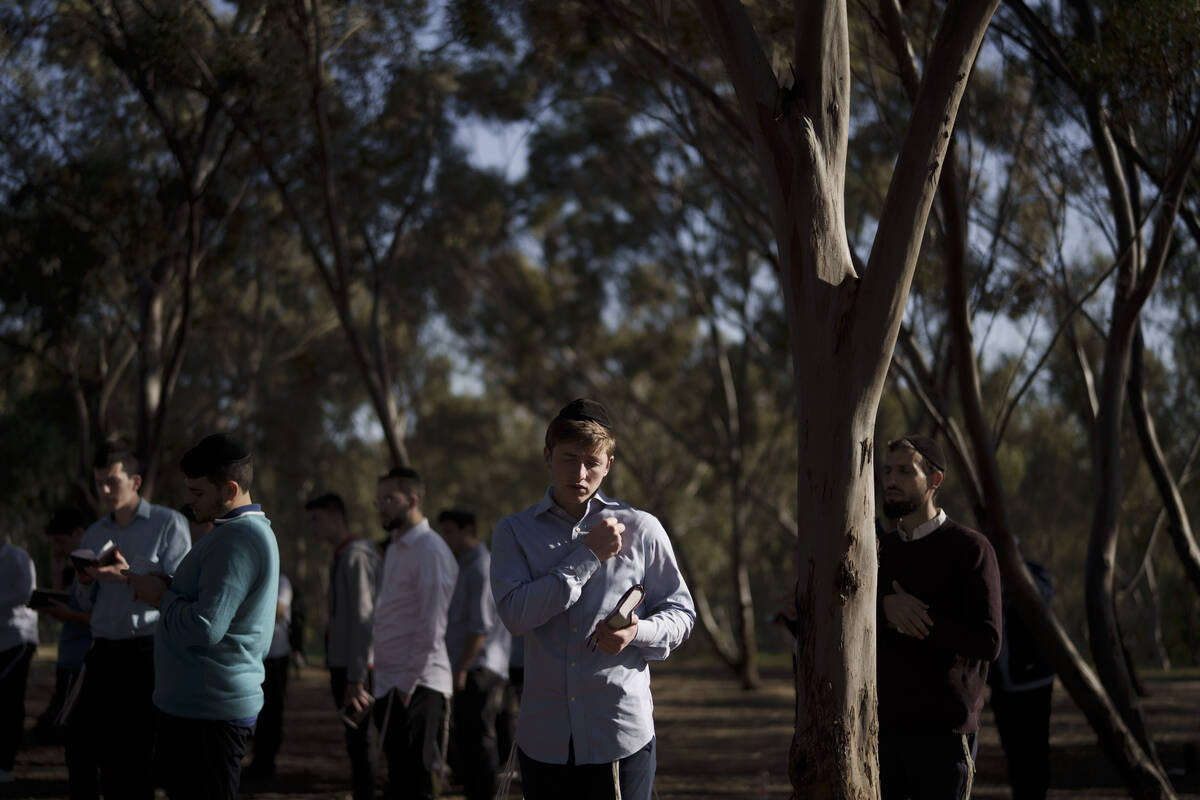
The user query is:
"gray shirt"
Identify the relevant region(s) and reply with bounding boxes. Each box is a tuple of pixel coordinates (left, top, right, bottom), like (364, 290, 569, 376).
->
(326, 537, 381, 683)
(445, 543, 511, 680)
(76, 499, 191, 640)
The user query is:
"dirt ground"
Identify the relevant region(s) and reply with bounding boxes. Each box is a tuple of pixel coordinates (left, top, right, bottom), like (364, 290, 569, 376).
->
(6, 651, 1200, 799)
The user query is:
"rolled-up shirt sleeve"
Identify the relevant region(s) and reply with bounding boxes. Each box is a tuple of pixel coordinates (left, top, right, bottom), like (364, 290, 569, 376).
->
(491, 517, 602, 636)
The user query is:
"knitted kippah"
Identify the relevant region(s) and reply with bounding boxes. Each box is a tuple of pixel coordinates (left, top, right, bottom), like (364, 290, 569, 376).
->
(897, 434, 946, 473)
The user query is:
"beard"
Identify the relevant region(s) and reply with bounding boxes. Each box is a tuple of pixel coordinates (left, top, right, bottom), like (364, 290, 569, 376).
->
(382, 516, 407, 532)
(882, 498, 917, 519)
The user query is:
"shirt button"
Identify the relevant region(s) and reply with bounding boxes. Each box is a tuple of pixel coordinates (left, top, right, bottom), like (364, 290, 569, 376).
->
(570, 661, 576, 667)
(572, 627, 578, 632)
(570, 696, 576, 702)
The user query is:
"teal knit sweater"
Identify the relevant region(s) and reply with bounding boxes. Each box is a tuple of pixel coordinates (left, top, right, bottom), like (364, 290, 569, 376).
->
(153, 507, 279, 721)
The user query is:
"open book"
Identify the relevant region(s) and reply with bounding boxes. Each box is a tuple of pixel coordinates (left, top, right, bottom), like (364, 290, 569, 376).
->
(70, 540, 118, 572)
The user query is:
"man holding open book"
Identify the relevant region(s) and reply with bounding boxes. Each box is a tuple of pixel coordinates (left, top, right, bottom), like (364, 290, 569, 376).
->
(490, 399, 695, 800)
(70, 439, 190, 800)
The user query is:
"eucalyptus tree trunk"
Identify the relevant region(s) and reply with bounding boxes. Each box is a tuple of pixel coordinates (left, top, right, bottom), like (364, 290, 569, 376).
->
(693, 0, 998, 794)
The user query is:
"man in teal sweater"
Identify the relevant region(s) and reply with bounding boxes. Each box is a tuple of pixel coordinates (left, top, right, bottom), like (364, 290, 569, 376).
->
(128, 433, 279, 800)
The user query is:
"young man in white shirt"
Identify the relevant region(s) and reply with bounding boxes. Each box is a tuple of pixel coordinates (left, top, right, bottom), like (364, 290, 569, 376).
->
(371, 467, 457, 800)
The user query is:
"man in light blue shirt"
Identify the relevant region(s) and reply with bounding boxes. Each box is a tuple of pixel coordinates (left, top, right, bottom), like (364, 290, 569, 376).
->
(491, 399, 695, 800)
(70, 439, 190, 800)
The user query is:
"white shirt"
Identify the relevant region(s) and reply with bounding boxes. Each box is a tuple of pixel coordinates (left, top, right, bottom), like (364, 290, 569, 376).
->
(372, 519, 458, 698)
(267, 574, 293, 659)
(0, 541, 38, 651)
(899, 508, 948, 542)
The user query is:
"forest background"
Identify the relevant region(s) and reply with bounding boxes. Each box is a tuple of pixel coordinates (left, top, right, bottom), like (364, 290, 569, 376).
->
(2, 0, 1199, 796)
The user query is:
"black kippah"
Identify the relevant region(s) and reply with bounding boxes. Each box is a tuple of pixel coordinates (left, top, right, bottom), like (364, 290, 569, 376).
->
(180, 432, 251, 478)
(556, 398, 613, 430)
(898, 434, 946, 473)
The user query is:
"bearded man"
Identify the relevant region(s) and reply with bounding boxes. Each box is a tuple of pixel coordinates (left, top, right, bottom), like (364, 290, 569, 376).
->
(876, 435, 1002, 800)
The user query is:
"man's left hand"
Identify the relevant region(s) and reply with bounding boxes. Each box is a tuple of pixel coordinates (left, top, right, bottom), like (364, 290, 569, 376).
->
(127, 572, 169, 608)
(591, 613, 639, 655)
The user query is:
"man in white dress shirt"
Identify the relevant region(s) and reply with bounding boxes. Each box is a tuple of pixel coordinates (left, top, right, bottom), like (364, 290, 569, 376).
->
(371, 466, 458, 800)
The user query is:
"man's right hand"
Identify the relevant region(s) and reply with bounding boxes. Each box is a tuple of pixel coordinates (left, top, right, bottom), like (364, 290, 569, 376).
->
(882, 580, 933, 639)
(584, 517, 625, 561)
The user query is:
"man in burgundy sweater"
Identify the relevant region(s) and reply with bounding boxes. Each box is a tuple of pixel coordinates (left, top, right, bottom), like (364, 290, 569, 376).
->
(877, 435, 1002, 800)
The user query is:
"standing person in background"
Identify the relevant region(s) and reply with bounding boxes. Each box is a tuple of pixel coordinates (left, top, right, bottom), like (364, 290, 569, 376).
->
(127, 432, 280, 800)
(989, 561, 1056, 800)
(33, 506, 94, 744)
(0, 536, 37, 786)
(877, 435, 1002, 800)
(438, 508, 512, 800)
(491, 399, 695, 800)
(245, 572, 294, 784)
(372, 467, 458, 800)
(71, 438, 191, 800)
(307, 492, 381, 800)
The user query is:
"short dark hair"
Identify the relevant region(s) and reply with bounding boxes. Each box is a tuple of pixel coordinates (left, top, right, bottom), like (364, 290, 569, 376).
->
(94, 438, 141, 477)
(378, 466, 424, 503)
(437, 508, 476, 529)
(305, 492, 346, 518)
(180, 433, 253, 491)
(45, 505, 93, 536)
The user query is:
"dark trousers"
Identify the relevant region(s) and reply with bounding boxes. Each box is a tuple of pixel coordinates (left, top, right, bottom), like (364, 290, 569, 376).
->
(155, 711, 251, 800)
(330, 667, 376, 800)
(992, 684, 1053, 800)
(879, 729, 977, 800)
(33, 665, 82, 742)
(449, 667, 506, 800)
(373, 686, 447, 800)
(68, 636, 157, 800)
(251, 654, 290, 770)
(0, 642, 35, 771)
(518, 737, 656, 800)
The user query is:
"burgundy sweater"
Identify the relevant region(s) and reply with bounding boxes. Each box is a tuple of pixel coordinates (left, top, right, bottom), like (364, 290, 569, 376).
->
(877, 518, 1002, 734)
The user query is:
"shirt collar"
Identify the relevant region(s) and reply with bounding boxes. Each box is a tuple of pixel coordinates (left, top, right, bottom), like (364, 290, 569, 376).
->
(213, 504, 264, 525)
(535, 487, 618, 520)
(899, 508, 947, 542)
(105, 497, 151, 527)
(391, 517, 430, 547)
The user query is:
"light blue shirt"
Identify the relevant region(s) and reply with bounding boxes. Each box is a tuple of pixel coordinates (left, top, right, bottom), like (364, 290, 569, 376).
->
(491, 488, 694, 765)
(0, 542, 38, 651)
(446, 543, 511, 679)
(153, 504, 279, 721)
(77, 499, 191, 640)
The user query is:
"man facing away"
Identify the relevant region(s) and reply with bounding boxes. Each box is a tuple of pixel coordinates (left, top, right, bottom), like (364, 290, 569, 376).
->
(307, 491, 381, 800)
(491, 399, 695, 800)
(438, 508, 512, 800)
(372, 467, 458, 800)
(71, 439, 191, 800)
(127, 433, 279, 800)
(877, 435, 1003, 800)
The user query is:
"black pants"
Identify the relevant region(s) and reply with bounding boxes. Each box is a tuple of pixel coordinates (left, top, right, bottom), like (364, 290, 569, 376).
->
(373, 686, 447, 800)
(155, 711, 251, 800)
(518, 737, 656, 800)
(251, 654, 290, 771)
(0, 642, 35, 771)
(879, 729, 977, 800)
(992, 684, 1053, 800)
(68, 636, 157, 800)
(449, 667, 506, 800)
(330, 667, 375, 800)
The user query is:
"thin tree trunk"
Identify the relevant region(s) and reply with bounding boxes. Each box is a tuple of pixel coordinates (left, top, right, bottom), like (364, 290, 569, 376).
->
(1128, 323, 1200, 597)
